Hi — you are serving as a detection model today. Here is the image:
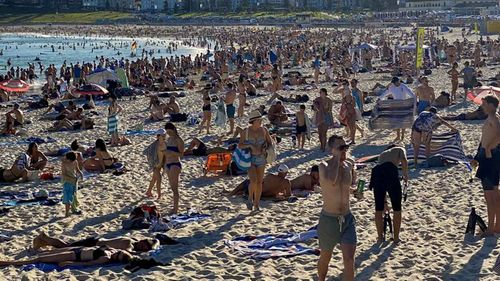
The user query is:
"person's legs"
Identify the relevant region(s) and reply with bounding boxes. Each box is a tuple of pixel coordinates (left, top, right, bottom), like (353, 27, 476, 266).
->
(394, 129, 401, 142)
(317, 250, 333, 281)
(253, 165, 266, 211)
(318, 124, 327, 151)
(411, 130, 421, 166)
(32, 160, 47, 170)
(167, 166, 181, 214)
(228, 118, 234, 135)
(33, 232, 68, 250)
(484, 190, 496, 235)
(348, 119, 356, 143)
(340, 243, 356, 281)
(494, 188, 500, 233)
(248, 166, 257, 209)
(424, 132, 432, 159)
(146, 168, 160, 197)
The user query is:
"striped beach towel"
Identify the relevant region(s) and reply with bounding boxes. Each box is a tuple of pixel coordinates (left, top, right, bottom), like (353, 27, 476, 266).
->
(406, 132, 468, 163)
(232, 148, 251, 171)
(107, 115, 119, 134)
(369, 98, 416, 130)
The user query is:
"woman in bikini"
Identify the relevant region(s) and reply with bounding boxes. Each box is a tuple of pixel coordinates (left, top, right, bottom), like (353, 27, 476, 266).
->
(28, 142, 48, 171)
(145, 129, 167, 199)
(198, 96, 212, 134)
(164, 122, 184, 214)
(239, 110, 273, 212)
(237, 76, 247, 118)
(83, 139, 118, 173)
(0, 151, 30, 183)
(0, 245, 132, 267)
(313, 88, 334, 151)
(338, 80, 358, 144)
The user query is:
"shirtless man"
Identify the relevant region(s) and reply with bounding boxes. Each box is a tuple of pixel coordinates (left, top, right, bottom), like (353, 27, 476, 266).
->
(164, 96, 180, 114)
(291, 165, 320, 191)
(5, 103, 24, 127)
(228, 165, 291, 199)
(268, 101, 288, 126)
(317, 135, 360, 281)
(32, 231, 159, 253)
(448, 62, 459, 102)
(296, 105, 307, 149)
(415, 76, 435, 114)
(224, 83, 237, 135)
(471, 95, 500, 235)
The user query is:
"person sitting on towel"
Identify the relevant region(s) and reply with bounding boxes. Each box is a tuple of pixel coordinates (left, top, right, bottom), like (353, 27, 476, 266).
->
(5, 103, 24, 127)
(0, 151, 30, 182)
(227, 165, 291, 200)
(268, 101, 288, 126)
(163, 96, 180, 115)
(184, 138, 237, 157)
(369, 144, 409, 243)
(149, 99, 166, 121)
(33, 231, 159, 253)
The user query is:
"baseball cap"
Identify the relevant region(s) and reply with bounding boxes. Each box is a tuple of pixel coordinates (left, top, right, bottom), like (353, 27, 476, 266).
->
(156, 128, 166, 136)
(278, 164, 289, 173)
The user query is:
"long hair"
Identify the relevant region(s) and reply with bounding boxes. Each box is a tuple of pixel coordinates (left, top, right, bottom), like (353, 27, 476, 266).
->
(164, 122, 178, 136)
(95, 138, 107, 152)
(27, 142, 37, 155)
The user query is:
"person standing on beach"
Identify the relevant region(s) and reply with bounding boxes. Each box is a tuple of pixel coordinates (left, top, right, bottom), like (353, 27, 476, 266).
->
(313, 88, 334, 151)
(108, 94, 123, 146)
(144, 129, 167, 199)
(380, 77, 416, 142)
(369, 145, 408, 243)
(61, 152, 83, 217)
(295, 104, 307, 149)
(224, 83, 237, 135)
(239, 110, 273, 212)
(460, 61, 476, 102)
(448, 62, 459, 103)
(164, 122, 184, 214)
(317, 135, 359, 281)
(415, 76, 435, 114)
(471, 95, 500, 235)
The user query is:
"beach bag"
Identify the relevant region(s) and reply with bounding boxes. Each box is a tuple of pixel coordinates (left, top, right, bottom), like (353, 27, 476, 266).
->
(266, 142, 277, 164)
(232, 148, 251, 171)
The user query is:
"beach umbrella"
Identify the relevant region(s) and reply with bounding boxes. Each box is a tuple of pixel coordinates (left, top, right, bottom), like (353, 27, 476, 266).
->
(0, 79, 30, 93)
(467, 86, 500, 107)
(73, 84, 109, 96)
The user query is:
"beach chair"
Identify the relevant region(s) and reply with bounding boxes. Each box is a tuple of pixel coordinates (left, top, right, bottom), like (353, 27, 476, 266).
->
(203, 153, 232, 176)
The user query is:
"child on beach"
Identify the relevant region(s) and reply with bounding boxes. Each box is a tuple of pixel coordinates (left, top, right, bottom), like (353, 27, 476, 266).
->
(61, 152, 83, 217)
(296, 104, 307, 149)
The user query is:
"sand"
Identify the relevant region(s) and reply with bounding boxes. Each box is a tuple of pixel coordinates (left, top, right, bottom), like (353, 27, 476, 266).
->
(0, 28, 499, 280)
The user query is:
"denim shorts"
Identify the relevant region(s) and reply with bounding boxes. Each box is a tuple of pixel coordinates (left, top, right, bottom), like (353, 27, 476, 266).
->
(250, 154, 267, 167)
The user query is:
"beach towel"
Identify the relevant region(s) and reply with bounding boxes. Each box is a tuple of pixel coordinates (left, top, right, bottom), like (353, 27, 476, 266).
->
(232, 148, 252, 172)
(107, 115, 118, 134)
(0, 137, 56, 147)
(149, 211, 210, 232)
(21, 262, 119, 273)
(493, 254, 500, 275)
(224, 227, 319, 260)
(214, 99, 227, 127)
(125, 130, 158, 136)
(368, 98, 416, 130)
(406, 132, 468, 163)
(0, 198, 60, 207)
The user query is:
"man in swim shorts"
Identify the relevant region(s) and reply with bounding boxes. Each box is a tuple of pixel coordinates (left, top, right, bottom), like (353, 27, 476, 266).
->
(224, 83, 237, 135)
(415, 76, 435, 114)
(471, 95, 500, 235)
(317, 135, 360, 281)
(369, 145, 408, 243)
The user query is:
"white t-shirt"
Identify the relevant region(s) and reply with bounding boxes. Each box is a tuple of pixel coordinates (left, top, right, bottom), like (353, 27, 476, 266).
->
(380, 83, 416, 100)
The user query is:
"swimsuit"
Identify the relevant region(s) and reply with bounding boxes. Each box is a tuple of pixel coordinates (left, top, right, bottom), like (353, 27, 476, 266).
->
(474, 145, 500, 190)
(412, 111, 440, 133)
(417, 100, 431, 114)
(318, 211, 357, 251)
(244, 131, 267, 167)
(202, 104, 211, 112)
(165, 146, 182, 170)
(69, 237, 99, 247)
(369, 162, 402, 212)
(226, 104, 236, 119)
(296, 125, 307, 134)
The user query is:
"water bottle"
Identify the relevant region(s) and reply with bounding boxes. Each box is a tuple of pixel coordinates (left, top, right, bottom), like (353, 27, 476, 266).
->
(357, 179, 366, 194)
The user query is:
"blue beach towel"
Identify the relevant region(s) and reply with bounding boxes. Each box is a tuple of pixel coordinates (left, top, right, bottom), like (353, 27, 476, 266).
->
(149, 211, 210, 232)
(225, 227, 319, 260)
(125, 130, 158, 136)
(21, 262, 120, 272)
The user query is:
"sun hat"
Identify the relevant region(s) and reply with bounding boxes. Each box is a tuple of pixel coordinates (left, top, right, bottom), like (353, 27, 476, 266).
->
(278, 164, 289, 173)
(248, 110, 263, 123)
(156, 128, 166, 136)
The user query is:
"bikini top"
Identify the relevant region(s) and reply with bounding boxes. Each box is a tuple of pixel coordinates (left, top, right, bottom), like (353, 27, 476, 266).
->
(167, 146, 180, 153)
(93, 246, 108, 260)
(244, 128, 266, 146)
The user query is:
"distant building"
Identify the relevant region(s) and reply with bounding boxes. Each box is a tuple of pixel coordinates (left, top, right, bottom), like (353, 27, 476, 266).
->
(82, 0, 106, 9)
(140, 0, 165, 11)
(107, 0, 136, 10)
(402, 0, 453, 11)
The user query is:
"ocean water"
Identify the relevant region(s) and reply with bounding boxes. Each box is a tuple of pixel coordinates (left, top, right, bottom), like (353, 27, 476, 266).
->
(0, 33, 209, 71)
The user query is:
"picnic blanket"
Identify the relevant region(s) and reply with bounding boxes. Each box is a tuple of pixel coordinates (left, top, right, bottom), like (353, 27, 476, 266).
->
(368, 98, 416, 130)
(406, 132, 468, 163)
(224, 227, 319, 260)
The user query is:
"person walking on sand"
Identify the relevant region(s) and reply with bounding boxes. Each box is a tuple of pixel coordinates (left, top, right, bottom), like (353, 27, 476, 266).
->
(295, 104, 307, 149)
(317, 135, 360, 281)
(448, 62, 459, 102)
(144, 129, 168, 199)
(61, 152, 83, 217)
(460, 61, 476, 102)
(313, 88, 334, 152)
(239, 110, 273, 212)
(198, 96, 212, 134)
(471, 95, 500, 236)
(224, 83, 237, 135)
(369, 145, 408, 243)
(164, 122, 184, 214)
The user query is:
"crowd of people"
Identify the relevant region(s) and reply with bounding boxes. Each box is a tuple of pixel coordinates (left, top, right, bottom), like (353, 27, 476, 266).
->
(0, 25, 499, 279)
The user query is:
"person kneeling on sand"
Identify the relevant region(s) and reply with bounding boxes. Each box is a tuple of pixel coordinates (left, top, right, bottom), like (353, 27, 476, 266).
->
(226, 164, 291, 200)
(33, 231, 159, 253)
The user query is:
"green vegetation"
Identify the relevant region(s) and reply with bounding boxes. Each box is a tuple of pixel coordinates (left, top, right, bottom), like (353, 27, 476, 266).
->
(0, 10, 133, 24)
(174, 11, 343, 20)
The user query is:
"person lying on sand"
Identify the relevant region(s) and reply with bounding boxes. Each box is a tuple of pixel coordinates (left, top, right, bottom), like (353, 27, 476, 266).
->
(442, 106, 487, 121)
(44, 100, 76, 116)
(48, 117, 94, 132)
(0, 245, 133, 267)
(226, 165, 291, 200)
(184, 138, 237, 157)
(33, 231, 159, 253)
(291, 165, 320, 191)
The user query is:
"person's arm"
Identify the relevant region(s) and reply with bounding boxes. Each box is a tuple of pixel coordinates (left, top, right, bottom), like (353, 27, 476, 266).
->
(437, 116, 458, 132)
(264, 128, 273, 147)
(401, 150, 409, 184)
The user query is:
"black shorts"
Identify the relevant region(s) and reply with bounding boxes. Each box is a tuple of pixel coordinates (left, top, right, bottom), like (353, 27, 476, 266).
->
(14, 120, 22, 126)
(475, 146, 500, 190)
(370, 162, 402, 212)
(193, 142, 207, 157)
(0, 168, 5, 182)
(68, 236, 99, 247)
(296, 125, 307, 134)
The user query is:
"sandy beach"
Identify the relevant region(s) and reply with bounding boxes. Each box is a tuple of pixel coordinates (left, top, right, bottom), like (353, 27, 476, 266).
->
(0, 26, 499, 280)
